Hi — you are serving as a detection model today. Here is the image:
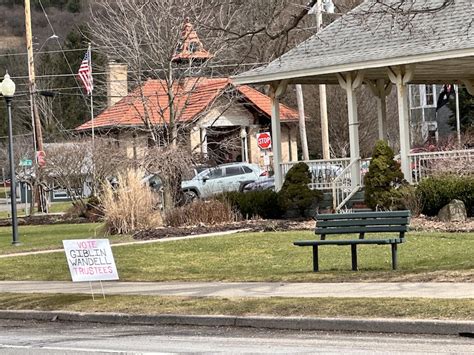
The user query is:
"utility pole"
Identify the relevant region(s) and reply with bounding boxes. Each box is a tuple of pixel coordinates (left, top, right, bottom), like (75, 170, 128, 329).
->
(25, 0, 46, 213)
(25, 0, 43, 153)
(316, 0, 330, 160)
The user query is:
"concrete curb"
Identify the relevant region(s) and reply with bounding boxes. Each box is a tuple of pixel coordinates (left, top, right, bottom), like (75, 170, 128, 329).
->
(0, 310, 472, 336)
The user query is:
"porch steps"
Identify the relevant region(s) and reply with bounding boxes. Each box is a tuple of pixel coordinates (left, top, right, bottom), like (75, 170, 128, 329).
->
(320, 190, 369, 212)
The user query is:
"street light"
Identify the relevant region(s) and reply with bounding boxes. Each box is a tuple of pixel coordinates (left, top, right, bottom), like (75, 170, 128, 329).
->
(1, 72, 19, 245)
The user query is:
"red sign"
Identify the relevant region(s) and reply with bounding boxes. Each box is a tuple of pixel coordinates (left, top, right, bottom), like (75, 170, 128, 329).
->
(257, 132, 272, 150)
(36, 150, 46, 167)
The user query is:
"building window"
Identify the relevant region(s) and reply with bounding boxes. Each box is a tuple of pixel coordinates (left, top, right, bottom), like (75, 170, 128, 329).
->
(409, 84, 437, 109)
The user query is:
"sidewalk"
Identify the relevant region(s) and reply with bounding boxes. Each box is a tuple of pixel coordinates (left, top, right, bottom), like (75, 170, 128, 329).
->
(1, 281, 473, 298)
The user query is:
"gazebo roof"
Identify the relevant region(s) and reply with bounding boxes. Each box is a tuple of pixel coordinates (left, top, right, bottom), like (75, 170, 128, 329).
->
(234, 0, 474, 85)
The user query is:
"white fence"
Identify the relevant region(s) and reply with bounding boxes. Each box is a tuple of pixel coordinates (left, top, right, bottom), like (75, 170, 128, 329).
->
(280, 149, 474, 211)
(281, 158, 350, 191)
(409, 149, 474, 184)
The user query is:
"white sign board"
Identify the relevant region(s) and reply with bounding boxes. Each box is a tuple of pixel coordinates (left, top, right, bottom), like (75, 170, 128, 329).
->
(63, 239, 119, 282)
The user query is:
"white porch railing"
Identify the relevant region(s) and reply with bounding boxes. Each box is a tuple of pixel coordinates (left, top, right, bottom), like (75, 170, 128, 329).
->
(280, 149, 473, 211)
(281, 158, 350, 191)
(409, 149, 474, 184)
(331, 158, 363, 211)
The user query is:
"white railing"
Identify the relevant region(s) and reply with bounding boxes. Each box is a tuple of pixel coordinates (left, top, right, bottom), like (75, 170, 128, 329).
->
(331, 158, 363, 211)
(409, 149, 474, 184)
(281, 158, 350, 191)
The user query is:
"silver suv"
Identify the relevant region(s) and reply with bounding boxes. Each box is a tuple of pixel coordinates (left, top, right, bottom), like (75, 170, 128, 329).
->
(181, 162, 265, 200)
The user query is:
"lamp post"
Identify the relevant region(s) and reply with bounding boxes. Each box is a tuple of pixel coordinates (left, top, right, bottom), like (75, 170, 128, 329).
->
(1, 72, 19, 245)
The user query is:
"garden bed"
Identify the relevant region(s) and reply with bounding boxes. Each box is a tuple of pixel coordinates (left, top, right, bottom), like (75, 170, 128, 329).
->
(133, 216, 474, 240)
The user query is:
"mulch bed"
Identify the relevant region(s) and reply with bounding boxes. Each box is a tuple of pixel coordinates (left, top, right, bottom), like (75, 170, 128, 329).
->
(133, 219, 313, 240)
(133, 216, 474, 240)
(0, 214, 91, 227)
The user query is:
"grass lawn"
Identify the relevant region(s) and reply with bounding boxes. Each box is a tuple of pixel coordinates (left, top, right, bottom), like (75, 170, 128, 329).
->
(0, 223, 133, 255)
(0, 230, 472, 282)
(0, 293, 472, 320)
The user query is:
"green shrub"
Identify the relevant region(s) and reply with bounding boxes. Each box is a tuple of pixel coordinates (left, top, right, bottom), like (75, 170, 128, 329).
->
(220, 190, 283, 219)
(364, 140, 406, 210)
(278, 162, 322, 217)
(417, 175, 474, 217)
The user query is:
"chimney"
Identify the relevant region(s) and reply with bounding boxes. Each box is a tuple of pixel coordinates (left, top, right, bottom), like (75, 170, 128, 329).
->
(107, 61, 128, 107)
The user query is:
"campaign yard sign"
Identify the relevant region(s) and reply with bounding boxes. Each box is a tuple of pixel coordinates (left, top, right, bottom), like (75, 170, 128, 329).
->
(63, 239, 119, 282)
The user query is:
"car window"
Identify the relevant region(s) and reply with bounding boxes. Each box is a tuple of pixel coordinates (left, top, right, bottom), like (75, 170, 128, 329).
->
(208, 168, 223, 179)
(242, 166, 252, 173)
(225, 166, 244, 176)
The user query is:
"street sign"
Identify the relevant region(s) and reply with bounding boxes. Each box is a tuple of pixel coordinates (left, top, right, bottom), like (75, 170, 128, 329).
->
(257, 132, 272, 150)
(19, 159, 33, 167)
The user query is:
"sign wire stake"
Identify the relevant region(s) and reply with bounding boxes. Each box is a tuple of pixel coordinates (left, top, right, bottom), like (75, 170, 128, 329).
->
(99, 280, 105, 299)
(89, 281, 96, 301)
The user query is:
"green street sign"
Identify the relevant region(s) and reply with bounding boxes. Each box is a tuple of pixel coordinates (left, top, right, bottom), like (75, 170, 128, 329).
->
(19, 159, 33, 167)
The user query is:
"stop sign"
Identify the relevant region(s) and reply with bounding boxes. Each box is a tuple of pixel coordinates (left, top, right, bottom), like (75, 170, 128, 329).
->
(36, 150, 46, 167)
(257, 132, 272, 150)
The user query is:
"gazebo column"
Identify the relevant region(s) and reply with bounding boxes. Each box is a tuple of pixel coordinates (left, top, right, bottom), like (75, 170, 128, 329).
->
(270, 80, 288, 191)
(388, 66, 414, 183)
(337, 71, 364, 188)
(367, 79, 392, 140)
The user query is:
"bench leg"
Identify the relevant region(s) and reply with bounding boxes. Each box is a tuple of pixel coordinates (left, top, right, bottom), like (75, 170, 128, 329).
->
(312, 245, 319, 272)
(391, 243, 398, 270)
(351, 244, 358, 271)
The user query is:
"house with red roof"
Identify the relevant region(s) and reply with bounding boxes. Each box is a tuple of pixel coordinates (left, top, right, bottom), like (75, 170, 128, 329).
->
(76, 21, 300, 167)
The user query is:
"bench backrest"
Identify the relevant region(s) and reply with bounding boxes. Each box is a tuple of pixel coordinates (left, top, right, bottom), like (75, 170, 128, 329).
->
(315, 210, 410, 238)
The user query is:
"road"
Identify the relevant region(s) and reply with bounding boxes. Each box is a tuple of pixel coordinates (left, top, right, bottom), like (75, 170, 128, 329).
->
(0, 319, 472, 354)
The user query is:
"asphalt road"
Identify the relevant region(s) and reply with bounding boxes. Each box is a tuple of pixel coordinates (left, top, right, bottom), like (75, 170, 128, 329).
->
(0, 319, 472, 354)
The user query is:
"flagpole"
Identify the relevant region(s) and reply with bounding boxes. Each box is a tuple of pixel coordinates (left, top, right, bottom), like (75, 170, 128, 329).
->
(89, 43, 95, 146)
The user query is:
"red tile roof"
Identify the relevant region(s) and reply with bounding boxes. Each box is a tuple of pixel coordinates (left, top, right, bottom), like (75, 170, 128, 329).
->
(76, 78, 298, 131)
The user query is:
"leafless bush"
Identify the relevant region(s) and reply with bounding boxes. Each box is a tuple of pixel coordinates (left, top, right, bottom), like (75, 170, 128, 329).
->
(398, 185, 423, 217)
(100, 169, 162, 234)
(164, 199, 238, 227)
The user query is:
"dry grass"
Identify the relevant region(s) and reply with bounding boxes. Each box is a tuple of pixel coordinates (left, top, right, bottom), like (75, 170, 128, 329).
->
(100, 170, 162, 234)
(0, 294, 472, 320)
(164, 199, 238, 227)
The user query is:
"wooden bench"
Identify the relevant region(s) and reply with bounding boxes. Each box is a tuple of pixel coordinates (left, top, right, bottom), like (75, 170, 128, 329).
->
(294, 210, 410, 272)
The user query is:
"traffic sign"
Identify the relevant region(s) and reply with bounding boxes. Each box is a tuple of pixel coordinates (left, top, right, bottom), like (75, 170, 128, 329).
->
(19, 159, 33, 167)
(257, 132, 272, 150)
(36, 150, 46, 167)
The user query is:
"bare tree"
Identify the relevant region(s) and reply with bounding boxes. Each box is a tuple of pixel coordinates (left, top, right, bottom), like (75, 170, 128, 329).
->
(42, 138, 134, 209)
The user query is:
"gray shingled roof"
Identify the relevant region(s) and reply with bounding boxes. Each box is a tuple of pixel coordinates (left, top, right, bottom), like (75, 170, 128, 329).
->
(234, 0, 474, 85)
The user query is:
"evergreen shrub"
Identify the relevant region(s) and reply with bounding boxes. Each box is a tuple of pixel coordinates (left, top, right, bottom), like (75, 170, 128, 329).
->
(417, 175, 474, 217)
(364, 140, 406, 210)
(278, 162, 322, 217)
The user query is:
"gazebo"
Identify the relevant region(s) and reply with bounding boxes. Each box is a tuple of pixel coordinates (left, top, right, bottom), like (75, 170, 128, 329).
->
(233, 0, 474, 198)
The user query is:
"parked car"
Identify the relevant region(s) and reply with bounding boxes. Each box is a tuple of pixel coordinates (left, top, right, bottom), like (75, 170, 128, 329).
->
(244, 164, 344, 192)
(181, 162, 266, 200)
(243, 176, 275, 192)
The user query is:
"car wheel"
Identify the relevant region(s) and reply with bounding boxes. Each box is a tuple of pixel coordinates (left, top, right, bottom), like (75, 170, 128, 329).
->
(183, 190, 198, 203)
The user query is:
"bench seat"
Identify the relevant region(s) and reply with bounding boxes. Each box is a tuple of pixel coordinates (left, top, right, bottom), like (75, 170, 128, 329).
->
(294, 210, 410, 272)
(294, 238, 404, 246)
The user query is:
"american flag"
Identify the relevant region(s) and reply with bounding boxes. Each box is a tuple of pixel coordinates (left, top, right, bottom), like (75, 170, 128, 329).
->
(78, 48, 93, 95)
